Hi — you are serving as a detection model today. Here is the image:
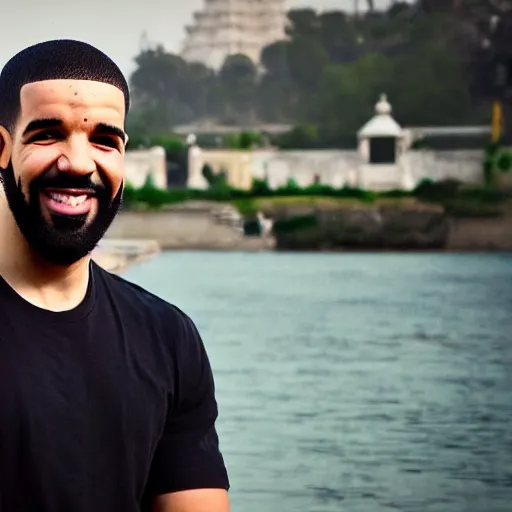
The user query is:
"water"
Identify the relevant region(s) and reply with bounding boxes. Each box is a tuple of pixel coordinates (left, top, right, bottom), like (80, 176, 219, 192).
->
(124, 252, 512, 512)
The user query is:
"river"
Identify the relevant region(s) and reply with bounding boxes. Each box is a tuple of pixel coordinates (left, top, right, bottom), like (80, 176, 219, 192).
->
(124, 251, 512, 512)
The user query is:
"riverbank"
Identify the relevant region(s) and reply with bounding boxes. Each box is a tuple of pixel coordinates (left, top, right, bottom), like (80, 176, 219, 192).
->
(103, 196, 512, 252)
(446, 199, 512, 251)
(104, 202, 275, 251)
(92, 239, 160, 273)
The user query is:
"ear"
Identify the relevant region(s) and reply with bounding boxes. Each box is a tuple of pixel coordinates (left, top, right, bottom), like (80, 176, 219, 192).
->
(0, 126, 12, 170)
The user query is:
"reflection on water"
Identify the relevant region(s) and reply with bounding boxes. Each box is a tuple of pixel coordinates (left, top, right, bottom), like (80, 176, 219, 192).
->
(125, 252, 512, 512)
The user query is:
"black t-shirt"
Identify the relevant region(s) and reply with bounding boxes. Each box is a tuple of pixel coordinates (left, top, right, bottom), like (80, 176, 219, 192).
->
(0, 261, 229, 511)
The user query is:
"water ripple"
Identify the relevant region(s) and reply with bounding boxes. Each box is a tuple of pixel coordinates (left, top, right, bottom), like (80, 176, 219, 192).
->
(126, 252, 512, 512)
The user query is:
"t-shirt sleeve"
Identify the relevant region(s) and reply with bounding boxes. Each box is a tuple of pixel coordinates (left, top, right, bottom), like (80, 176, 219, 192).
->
(145, 309, 230, 496)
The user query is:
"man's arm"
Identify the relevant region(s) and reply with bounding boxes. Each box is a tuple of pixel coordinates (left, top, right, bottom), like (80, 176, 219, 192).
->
(145, 308, 230, 511)
(153, 489, 230, 512)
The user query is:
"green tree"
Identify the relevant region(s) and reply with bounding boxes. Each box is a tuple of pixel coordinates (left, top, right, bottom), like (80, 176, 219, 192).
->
(218, 54, 258, 123)
(126, 4, 496, 148)
(390, 40, 474, 126)
(318, 11, 362, 64)
(129, 46, 190, 130)
(316, 53, 394, 142)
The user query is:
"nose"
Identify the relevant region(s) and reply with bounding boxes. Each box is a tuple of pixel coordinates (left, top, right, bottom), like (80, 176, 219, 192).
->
(56, 134, 96, 175)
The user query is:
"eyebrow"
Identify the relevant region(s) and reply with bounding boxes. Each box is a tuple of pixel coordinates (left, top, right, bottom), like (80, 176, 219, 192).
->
(22, 118, 62, 137)
(22, 118, 127, 143)
(94, 123, 127, 143)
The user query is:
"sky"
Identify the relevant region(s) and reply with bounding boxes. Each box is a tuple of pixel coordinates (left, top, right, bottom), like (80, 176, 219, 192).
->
(2, 0, 397, 79)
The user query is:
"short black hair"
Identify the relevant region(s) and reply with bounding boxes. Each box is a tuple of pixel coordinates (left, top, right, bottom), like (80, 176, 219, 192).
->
(0, 39, 130, 131)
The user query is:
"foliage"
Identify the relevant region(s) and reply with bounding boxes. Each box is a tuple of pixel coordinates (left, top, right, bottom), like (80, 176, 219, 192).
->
(122, 178, 191, 210)
(250, 178, 273, 197)
(126, 2, 499, 148)
(414, 178, 462, 202)
(412, 177, 508, 217)
(201, 164, 230, 190)
(122, 170, 508, 222)
(129, 46, 215, 131)
(243, 219, 262, 236)
(275, 124, 320, 149)
(273, 215, 318, 234)
(121, 183, 137, 207)
(497, 151, 512, 172)
(481, 142, 512, 184)
(148, 134, 186, 153)
(126, 132, 186, 154)
(201, 164, 216, 185)
(226, 131, 263, 149)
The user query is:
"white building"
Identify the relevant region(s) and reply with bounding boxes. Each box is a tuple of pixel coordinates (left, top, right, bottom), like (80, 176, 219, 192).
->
(186, 94, 486, 192)
(180, 0, 287, 71)
(124, 147, 167, 190)
(357, 93, 410, 190)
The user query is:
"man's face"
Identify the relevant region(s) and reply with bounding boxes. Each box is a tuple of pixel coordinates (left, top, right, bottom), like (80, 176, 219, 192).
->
(2, 79, 126, 266)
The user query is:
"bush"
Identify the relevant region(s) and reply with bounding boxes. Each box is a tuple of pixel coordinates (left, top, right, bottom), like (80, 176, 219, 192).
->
(126, 133, 150, 150)
(381, 189, 412, 199)
(275, 178, 302, 196)
(126, 132, 186, 153)
(273, 215, 318, 234)
(122, 184, 137, 207)
(243, 219, 262, 236)
(484, 157, 495, 185)
(250, 177, 273, 196)
(232, 198, 258, 215)
(202, 164, 216, 185)
(413, 178, 461, 201)
(303, 183, 337, 196)
(122, 165, 508, 216)
(333, 186, 376, 202)
(205, 183, 232, 201)
(482, 143, 512, 183)
(147, 134, 186, 153)
(226, 131, 262, 150)
(459, 186, 508, 203)
(135, 175, 169, 208)
(485, 141, 500, 158)
(275, 124, 319, 149)
(497, 152, 512, 172)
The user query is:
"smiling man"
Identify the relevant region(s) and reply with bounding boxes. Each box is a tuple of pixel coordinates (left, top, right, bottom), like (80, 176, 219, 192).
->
(0, 40, 230, 512)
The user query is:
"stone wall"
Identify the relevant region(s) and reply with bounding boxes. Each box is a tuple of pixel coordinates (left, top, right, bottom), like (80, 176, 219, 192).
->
(125, 147, 167, 190)
(187, 148, 255, 189)
(104, 204, 274, 251)
(188, 148, 361, 190)
(251, 150, 361, 189)
(402, 150, 483, 186)
(272, 202, 450, 250)
(188, 147, 485, 191)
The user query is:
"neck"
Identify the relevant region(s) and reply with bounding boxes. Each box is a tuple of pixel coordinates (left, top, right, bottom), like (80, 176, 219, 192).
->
(0, 193, 91, 312)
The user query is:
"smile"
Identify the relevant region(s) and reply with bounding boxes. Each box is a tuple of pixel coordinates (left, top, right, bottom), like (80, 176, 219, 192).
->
(41, 188, 95, 216)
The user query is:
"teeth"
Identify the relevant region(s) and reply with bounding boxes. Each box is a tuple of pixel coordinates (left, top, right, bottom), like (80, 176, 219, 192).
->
(49, 192, 88, 207)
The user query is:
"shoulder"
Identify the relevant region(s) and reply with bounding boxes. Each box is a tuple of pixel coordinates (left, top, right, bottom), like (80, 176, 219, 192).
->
(93, 262, 200, 349)
(93, 266, 217, 412)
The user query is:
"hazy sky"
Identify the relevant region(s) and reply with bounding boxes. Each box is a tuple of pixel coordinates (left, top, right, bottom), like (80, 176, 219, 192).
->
(3, 0, 396, 79)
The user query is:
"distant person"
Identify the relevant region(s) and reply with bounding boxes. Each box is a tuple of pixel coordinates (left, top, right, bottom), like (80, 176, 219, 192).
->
(0, 40, 229, 512)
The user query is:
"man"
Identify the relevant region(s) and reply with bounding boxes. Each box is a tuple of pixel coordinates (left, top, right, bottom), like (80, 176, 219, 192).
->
(0, 39, 230, 511)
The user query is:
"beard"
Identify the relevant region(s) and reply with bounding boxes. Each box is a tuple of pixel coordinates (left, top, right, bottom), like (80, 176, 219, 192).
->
(0, 162, 123, 266)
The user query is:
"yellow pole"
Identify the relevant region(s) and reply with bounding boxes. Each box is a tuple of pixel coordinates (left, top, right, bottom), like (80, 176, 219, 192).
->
(491, 100, 503, 143)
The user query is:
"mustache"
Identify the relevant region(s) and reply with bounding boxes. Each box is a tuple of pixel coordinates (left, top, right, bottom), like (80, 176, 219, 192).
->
(33, 172, 108, 196)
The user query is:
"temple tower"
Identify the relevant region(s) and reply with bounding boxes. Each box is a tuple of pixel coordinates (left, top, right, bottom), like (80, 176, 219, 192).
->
(180, 0, 287, 71)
